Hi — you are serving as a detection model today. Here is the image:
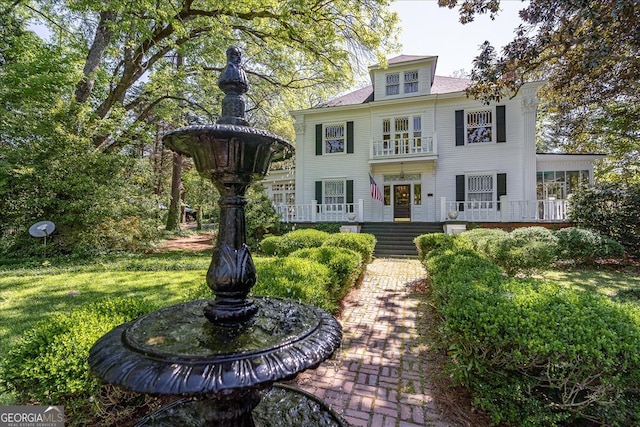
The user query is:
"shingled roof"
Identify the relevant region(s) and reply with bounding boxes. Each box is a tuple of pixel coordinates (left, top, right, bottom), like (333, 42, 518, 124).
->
(316, 75, 471, 108)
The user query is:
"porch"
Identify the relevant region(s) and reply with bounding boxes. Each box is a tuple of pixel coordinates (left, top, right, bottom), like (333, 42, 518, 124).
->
(440, 196, 570, 223)
(274, 196, 570, 223)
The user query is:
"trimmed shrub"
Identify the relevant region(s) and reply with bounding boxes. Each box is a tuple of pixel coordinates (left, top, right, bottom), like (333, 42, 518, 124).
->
(252, 257, 336, 312)
(322, 232, 376, 264)
(259, 235, 281, 256)
(555, 227, 625, 262)
(259, 229, 329, 256)
(1, 298, 158, 424)
(569, 182, 640, 258)
(414, 233, 457, 261)
(291, 246, 362, 300)
(464, 227, 558, 275)
(312, 223, 342, 233)
(423, 241, 640, 426)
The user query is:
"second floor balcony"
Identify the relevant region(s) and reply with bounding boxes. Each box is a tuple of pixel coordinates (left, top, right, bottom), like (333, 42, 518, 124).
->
(370, 134, 437, 163)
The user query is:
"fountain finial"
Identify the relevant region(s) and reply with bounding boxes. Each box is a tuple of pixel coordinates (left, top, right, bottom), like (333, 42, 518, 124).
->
(217, 46, 250, 126)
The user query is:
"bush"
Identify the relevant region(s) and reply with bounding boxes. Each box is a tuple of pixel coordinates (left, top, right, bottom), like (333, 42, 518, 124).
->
(259, 235, 281, 256)
(555, 227, 625, 262)
(312, 223, 342, 233)
(413, 233, 457, 261)
(569, 182, 640, 258)
(464, 227, 558, 275)
(322, 232, 376, 264)
(252, 257, 336, 312)
(291, 246, 362, 300)
(258, 229, 329, 256)
(1, 298, 159, 425)
(423, 242, 640, 426)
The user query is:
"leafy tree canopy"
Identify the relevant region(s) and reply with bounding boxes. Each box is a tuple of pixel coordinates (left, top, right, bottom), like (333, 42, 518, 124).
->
(439, 0, 639, 182)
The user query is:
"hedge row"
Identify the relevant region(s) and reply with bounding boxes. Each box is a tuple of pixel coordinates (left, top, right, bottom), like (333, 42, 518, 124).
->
(260, 228, 376, 263)
(418, 234, 640, 426)
(416, 227, 623, 275)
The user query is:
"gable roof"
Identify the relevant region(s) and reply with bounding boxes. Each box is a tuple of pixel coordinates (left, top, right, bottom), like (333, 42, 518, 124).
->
(316, 75, 471, 108)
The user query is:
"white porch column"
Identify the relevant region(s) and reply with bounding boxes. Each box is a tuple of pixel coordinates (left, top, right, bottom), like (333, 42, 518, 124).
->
(440, 197, 447, 222)
(521, 87, 540, 206)
(311, 200, 317, 223)
(500, 195, 510, 222)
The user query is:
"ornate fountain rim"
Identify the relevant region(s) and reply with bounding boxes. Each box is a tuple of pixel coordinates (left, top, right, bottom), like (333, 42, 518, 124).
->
(88, 297, 342, 395)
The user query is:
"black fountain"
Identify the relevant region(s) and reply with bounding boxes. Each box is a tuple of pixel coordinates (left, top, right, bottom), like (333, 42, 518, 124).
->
(89, 46, 346, 427)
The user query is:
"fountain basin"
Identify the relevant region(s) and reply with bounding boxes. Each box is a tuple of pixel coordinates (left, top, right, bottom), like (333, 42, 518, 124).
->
(163, 125, 292, 182)
(88, 297, 342, 395)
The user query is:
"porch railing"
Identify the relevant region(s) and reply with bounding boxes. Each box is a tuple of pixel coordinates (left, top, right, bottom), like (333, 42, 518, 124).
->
(440, 196, 570, 222)
(276, 199, 365, 223)
(371, 136, 435, 159)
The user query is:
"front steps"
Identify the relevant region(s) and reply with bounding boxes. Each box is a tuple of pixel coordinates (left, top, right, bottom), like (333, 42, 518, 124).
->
(360, 222, 443, 258)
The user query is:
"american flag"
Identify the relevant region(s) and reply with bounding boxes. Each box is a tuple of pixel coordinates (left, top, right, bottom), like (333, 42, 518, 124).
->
(369, 174, 383, 202)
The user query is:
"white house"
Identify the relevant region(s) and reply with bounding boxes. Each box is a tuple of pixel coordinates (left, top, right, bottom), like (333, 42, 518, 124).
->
(269, 55, 603, 224)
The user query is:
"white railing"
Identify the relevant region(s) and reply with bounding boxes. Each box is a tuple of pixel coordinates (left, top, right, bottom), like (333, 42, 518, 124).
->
(372, 136, 435, 158)
(276, 199, 365, 223)
(440, 196, 570, 222)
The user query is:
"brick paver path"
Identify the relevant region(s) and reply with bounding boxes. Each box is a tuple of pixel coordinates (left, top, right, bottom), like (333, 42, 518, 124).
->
(295, 258, 454, 427)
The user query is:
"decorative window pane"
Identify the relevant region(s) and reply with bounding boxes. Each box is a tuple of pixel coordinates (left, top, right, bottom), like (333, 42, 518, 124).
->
(386, 73, 400, 95)
(413, 116, 422, 148)
(467, 175, 493, 209)
(404, 70, 419, 93)
(324, 124, 345, 154)
(324, 180, 344, 206)
(414, 184, 422, 205)
(383, 185, 391, 206)
(467, 110, 493, 143)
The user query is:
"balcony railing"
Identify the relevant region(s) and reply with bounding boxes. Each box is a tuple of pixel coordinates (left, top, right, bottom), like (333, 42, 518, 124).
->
(371, 136, 435, 159)
(441, 197, 570, 222)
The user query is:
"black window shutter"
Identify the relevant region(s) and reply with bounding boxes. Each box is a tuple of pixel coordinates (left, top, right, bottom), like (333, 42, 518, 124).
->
(346, 179, 354, 202)
(315, 181, 323, 204)
(455, 110, 464, 146)
(455, 174, 465, 211)
(346, 121, 354, 153)
(496, 105, 506, 143)
(315, 124, 323, 155)
(497, 173, 507, 211)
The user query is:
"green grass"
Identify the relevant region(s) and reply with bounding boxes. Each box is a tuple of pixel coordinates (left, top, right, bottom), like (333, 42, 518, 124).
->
(540, 264, 640, 302)
(0, 251, 216, 352)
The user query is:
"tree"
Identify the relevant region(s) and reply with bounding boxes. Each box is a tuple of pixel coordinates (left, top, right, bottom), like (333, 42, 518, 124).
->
(1, 0, 399, 253)
(438, 0, 639, 181)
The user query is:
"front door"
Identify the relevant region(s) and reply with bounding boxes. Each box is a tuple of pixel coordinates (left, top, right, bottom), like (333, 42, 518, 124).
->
(394, 185, 411, 221)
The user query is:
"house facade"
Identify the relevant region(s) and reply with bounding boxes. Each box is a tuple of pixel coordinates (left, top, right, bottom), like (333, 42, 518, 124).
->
(269, 55, 602, 223)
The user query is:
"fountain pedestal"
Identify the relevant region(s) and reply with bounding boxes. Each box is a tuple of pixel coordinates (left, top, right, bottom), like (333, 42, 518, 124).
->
(88, 47, 346, 426)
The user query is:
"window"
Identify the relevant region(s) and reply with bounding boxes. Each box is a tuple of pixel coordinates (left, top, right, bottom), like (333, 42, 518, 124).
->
(413, 184, 422, 205)
(324, 124, 345, 154)
(467, 174, 494, 209)
(467, 110, 493, 143)
(271, 183, 295, 207)
(383, 186, 391, 205)
(386, 73, 400, 95)
(413, 116, 422, 151)
(536, 170, 589, 199)
(324, 180, 345, 208)
(404, 70, 419, 93)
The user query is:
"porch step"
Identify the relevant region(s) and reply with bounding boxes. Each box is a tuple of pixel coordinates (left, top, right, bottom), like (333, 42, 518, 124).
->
(360, 222, 443, 258)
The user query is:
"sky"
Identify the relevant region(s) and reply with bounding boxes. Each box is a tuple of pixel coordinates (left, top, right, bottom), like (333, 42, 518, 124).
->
(389, 0, 528, 76)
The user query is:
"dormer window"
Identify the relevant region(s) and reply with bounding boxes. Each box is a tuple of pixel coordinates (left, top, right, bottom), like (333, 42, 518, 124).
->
(404, 70, 419, 93)
(386, 73, 400, 95)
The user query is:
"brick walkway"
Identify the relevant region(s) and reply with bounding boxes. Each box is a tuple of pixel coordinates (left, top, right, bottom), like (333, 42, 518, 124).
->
(295, 258, 454, 427)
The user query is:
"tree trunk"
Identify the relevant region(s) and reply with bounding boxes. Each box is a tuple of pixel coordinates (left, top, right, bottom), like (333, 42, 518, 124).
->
(75, 11, 116, 104)
(165, 152, 183, 231)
